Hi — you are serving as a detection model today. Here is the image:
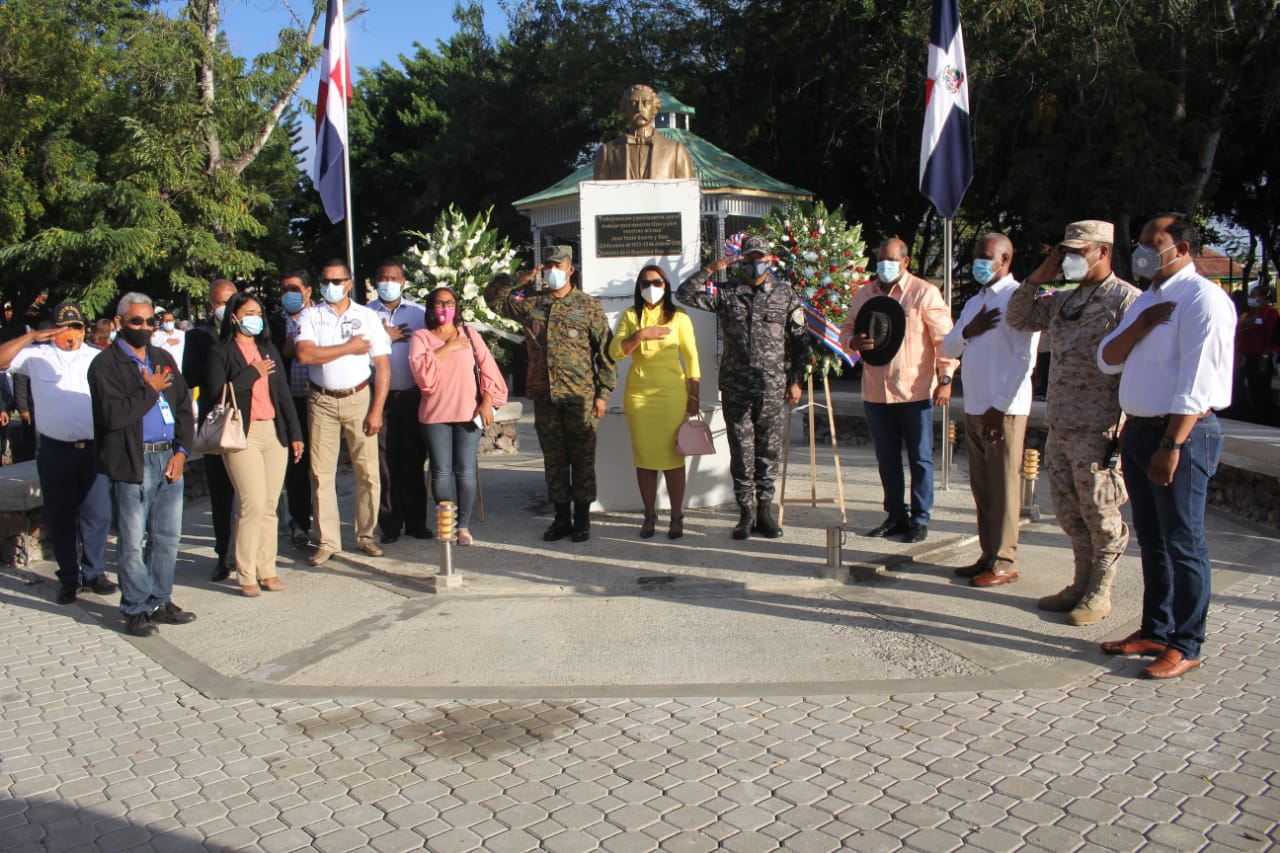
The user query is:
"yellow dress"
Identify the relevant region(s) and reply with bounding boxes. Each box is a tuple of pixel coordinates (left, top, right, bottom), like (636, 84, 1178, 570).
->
(609, 305, 701, 470)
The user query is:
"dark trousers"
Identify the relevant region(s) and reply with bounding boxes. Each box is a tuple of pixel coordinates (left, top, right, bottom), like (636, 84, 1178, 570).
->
(723, 391, 784, 509)
(533, 397, 599, 503)
(284, 395, 312, 531)
(37, 438, 111, 587)
(1123, 415, 1223, 660)
(864, 399, 935, 525)
(377, 388, 428, 535)
(203, 453, 234, 562)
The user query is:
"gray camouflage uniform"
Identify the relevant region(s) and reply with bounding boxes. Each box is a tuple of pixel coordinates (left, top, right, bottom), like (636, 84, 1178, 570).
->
(677, 268, 811, 512)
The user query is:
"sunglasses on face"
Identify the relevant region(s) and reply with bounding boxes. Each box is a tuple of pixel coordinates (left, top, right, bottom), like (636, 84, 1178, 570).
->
(318, 277, 350, 287)
(59, 323, 85, 331)
(639, 279, 666, 287)
(123, 317, 158, 328)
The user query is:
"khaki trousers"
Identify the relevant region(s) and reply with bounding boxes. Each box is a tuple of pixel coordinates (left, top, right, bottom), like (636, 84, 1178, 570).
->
(223, 419, 288, 585)
(309, 386, 380, 551)
(964, 412, 1028, 570)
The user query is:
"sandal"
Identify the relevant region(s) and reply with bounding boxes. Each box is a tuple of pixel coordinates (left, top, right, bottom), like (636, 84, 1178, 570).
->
(639, 514, 658, 539)
(668, 515, 685, 540)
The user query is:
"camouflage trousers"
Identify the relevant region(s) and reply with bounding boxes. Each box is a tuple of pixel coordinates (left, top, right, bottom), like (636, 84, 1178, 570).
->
(723, 391, 785, 510)
(534, 397, 600, 504)
(1046, 428, 1129, 568)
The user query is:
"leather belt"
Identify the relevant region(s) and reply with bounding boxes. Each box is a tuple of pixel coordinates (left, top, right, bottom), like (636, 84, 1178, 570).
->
(1126, 411, 1212, 430)
(309, 379, 369, 399)
(43, 436, 92, 449)
(143, 441, 173, 453)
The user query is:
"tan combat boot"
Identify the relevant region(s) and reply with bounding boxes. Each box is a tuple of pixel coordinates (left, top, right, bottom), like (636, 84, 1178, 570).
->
(1067, 562, 1118, 626)
(1037, 558, 1091, 612)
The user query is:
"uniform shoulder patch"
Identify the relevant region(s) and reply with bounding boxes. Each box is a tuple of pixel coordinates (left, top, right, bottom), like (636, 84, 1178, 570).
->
(790, 307, 805, 326)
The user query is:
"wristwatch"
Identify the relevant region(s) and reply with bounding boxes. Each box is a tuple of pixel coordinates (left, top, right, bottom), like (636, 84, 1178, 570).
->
(937, 375, 953, 386)
(1158, 436, 1184, 451)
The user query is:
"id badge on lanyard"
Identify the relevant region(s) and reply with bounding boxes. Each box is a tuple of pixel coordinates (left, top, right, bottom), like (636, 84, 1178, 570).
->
(157, 395, 176, 425)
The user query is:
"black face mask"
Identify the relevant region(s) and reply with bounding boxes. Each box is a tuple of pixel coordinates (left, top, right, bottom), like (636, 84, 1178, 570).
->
(120, 327, 151, 348)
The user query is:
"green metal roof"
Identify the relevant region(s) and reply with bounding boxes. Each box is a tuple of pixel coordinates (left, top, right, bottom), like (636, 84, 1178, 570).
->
(659, 92, 696, 115)
(513, 127, 812, 209)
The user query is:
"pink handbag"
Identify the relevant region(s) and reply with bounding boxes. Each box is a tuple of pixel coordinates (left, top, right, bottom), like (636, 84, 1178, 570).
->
(675, 415, 715, 456)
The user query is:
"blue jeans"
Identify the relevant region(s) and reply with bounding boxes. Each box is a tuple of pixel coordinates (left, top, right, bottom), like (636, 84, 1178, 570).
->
(422, 422, 482, 528)
(864, 400, 934, 524)
(37, 439, 111, 587)
(112, 450, 185, 617)
(1122, 414, 1223, 660)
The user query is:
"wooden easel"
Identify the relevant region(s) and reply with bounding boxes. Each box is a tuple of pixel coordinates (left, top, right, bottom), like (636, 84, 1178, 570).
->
(779, 373, 848, 525)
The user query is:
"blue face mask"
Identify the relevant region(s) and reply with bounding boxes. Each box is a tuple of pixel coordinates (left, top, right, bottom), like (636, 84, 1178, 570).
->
(321, 283, 346, 304)
(238, 315, 264, 337)
(748, 260, 771, 279)
(972, 259, 997, 286)
(376, 280, 403, 303)
(281, 292, 305, 314)
(876, 260, 901, 284)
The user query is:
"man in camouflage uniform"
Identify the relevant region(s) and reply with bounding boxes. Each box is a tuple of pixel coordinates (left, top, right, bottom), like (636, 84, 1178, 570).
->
(678, 235, 811, 539)
(485, 245, 615, 542)
(1007, 220, 1140, 625)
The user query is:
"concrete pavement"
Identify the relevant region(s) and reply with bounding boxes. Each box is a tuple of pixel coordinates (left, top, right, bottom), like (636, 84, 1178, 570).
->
(1, 411, 1277, 851)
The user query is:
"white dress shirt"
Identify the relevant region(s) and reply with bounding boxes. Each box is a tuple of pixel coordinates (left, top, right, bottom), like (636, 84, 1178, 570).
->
(9, 343, 99, 442)
(941, 275, 1040, 415)
(151, 327, 186, 370)
(368, 298, 427, 391)
(1096, 264, 1236, 416)
(296, 301, 393, 391)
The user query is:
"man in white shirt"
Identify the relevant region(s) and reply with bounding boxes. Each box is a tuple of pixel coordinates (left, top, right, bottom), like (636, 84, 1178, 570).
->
(1096, 213, 1235, 679)
(151, 308, 186, 369)
(0, 303, 114, 605)
(295, 259, 393, 565)
(942, 233, 1039, 589)
(368, 260, 430, 543)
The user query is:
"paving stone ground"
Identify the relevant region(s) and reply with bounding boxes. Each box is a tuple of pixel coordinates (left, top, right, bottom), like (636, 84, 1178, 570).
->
(2, 418, 1278, 851)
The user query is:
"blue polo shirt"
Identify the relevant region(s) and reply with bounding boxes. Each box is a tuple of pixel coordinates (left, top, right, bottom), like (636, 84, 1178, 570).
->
(118, 339, 174, 444)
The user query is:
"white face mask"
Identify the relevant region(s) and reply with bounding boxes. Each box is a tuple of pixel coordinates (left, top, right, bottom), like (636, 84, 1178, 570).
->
(1060, 252, 1092, 282)
(545, 268, 568, 290)
(642, 285, 664, 305)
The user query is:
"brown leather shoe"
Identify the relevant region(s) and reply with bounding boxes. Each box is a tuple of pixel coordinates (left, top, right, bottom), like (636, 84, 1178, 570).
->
(971, 567, 1018, 587)
(240, 584, 261, 597)
(954, 559, 990, 579)
(259, 577, 287, 592)
(1100, 630, 1167, 656)
(1141, 648, 1202, 679)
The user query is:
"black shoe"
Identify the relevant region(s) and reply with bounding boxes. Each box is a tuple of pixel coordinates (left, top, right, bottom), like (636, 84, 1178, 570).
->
(56, 584, 78, 605)
(732, 507, 753, 540)
(151, 601, 196, 625)
(404, 527, 434, 540)
(125, 612, 158, 637)
(289, 523, 310, 548)
(866, 517, 910, 538)
(753, 503, 783, 538)
(903, 522, 928, 543)
(543, 503, 573, 542)
(380, 530, 401, 544)
(83, 575, 118, 595)
(210, 560, 231, 582)
(571, 502, 590, 543)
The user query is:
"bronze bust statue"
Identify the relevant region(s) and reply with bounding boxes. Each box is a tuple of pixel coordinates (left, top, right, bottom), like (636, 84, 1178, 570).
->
(593, 84, 695, 181)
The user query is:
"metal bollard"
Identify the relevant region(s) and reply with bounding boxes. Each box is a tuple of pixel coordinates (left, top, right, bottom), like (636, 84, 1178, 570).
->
(1020, 448, 1041, 521)
(436, 501, 457, 576)
(826, 526, 844, 568)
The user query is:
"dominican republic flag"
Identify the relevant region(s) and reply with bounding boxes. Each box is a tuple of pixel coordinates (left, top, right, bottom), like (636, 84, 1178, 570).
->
(801, 300, 859, 369)
(919, 0, 973, 219)
(313, 0, 351, 224)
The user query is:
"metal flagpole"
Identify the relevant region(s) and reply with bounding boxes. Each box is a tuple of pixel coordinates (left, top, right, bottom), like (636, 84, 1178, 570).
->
(342, 136, 356, 282)
(940, 217, 953, 490)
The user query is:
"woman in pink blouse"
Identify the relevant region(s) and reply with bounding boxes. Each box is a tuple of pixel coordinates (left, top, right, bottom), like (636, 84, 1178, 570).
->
(408, 286, 509, 545)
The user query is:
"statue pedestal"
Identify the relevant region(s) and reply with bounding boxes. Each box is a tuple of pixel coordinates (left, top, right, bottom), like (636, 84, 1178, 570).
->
(577, 179, 732, 512)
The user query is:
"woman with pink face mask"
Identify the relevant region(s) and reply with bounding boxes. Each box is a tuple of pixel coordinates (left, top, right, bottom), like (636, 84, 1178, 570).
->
(408, 286, 509, 545)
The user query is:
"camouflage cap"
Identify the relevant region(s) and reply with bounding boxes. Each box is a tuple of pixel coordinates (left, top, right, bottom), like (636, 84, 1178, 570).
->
(546, 245, 573, 264)
(1059, 220, 1114, 249)
(53, 302, 88, 327)
(740, 235, 772, 257)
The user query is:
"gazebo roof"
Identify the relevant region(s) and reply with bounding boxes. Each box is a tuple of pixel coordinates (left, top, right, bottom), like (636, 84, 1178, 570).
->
(513, 127, 812, 211)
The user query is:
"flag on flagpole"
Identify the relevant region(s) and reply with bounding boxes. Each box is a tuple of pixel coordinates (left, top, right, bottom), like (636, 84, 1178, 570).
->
(313, 0, 351, 224)
(919, 0, 972, 219)
(801, 300, 859, 369)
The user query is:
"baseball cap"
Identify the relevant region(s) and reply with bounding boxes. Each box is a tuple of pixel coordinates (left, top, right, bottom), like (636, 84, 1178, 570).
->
(1059, 220, 1114, 249)
(53, 302, 88, 327)
(546, 245, 573, 264)
(741, 235, 772, 257)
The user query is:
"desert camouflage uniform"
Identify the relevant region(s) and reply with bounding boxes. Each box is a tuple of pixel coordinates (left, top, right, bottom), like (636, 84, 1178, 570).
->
(485, 278, 615, 503)
(1006, 273, 1140, 571)
(677, 268, 811, 511)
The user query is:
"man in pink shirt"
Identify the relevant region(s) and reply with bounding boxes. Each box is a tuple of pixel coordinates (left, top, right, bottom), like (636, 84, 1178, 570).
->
(840, 238, 957, 543)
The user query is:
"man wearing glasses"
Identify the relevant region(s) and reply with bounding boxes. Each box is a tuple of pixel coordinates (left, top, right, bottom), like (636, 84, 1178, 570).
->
(89, 293, 196, 637)
(0, 303, 115, 606)
(1008, 220, 1139, 626)
(294, 260, 393, 565)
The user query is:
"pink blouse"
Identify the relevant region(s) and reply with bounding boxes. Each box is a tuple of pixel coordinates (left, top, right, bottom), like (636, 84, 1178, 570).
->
(236, 337, 276, 422)
(408, 326, 509, 424)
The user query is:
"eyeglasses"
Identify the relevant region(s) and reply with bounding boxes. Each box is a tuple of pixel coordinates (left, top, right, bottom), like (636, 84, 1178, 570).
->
(318, 277, 350, 287)
(639, 279, 665, 286)
(58, 323, 85, 331)
(123, 317, 158, 328)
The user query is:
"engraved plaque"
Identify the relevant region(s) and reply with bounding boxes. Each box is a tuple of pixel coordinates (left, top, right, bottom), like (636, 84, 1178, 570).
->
(595, 212, 683, 258)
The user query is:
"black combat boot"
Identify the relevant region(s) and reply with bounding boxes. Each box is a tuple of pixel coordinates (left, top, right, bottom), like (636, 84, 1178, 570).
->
(754, 502, 783, 538)
(571, 502, 591, 542)
(732, 502, 754, 540)
(543, 503, 573, 541)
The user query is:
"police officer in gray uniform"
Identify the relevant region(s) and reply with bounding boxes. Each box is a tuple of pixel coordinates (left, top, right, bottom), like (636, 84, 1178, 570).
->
(678, 235, 811, 539)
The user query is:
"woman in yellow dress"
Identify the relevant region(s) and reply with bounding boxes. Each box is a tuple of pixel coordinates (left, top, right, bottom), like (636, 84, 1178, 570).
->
(610, 265, 701, 539)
